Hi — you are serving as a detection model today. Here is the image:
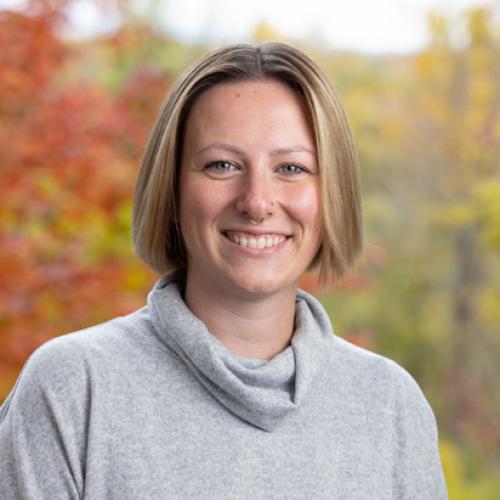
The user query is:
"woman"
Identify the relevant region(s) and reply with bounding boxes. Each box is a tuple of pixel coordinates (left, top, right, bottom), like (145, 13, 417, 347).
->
(0, 43, 447, 498)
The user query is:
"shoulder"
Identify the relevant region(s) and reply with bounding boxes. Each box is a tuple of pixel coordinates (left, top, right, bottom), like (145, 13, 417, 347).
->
(18, 312, 142, 377)
(329, 335, 436, 424)
(297, 288, 434, 419)
(329, 334, 405, 383)
(0, 309, 155, 422)
(0, 316, 146, 497)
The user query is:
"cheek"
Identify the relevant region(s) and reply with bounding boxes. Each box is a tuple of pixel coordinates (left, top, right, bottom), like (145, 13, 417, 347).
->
(287, 183, 323, 231)
(179, 177, 228, 231)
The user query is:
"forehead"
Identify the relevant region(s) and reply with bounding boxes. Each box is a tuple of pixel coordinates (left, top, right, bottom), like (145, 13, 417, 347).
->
(182, 79, 315, 150)
(193, 79, 301, 107)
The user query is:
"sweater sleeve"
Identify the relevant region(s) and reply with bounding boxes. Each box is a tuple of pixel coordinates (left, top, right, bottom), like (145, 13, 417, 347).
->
(0, 337, 89, 499)
(391, 364, 448, 499)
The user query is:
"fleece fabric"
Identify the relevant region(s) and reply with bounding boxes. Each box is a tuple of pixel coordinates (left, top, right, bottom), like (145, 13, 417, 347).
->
(0, 272, 448, 499)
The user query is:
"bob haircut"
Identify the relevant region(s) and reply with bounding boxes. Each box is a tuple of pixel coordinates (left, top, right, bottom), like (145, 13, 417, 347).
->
(132, 42, 363, 284)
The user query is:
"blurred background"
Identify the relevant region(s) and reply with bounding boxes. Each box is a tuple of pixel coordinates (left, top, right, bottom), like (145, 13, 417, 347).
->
(0, 0, 499, 497)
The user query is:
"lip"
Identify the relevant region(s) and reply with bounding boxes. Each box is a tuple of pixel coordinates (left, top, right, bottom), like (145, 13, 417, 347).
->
(223, 229, 292, 237)
(221, 231, 292, 256)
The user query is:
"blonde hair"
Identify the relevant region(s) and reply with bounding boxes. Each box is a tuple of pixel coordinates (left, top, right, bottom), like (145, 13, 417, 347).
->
(132, 42, 363, 284)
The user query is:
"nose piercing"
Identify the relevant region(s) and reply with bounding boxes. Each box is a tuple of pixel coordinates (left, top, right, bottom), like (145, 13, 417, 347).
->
(243, 201, 275, 224)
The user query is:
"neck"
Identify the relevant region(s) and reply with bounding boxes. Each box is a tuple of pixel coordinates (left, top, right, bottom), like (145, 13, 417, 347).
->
(183, 274, 297, 361)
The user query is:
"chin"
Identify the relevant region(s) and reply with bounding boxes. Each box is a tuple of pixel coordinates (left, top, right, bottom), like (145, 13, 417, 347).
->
(224, 271, 296, 298)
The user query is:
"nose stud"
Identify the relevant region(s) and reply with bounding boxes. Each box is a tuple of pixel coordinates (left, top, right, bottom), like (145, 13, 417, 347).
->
(244, 200, 275, 224)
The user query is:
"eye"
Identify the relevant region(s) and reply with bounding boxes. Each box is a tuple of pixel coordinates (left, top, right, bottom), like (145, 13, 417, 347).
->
(279, 164, 306, 176)
(204, 160, 238, 174)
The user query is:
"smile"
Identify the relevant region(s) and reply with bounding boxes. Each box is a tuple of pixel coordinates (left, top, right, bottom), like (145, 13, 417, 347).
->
(224, 231, 289, 249)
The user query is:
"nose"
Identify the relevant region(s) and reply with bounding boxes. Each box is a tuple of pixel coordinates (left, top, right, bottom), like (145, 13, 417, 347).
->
(235, 171, 276, 223)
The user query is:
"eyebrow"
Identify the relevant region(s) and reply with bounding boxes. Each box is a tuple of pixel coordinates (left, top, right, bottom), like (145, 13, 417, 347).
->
(195, 142, 316, 158)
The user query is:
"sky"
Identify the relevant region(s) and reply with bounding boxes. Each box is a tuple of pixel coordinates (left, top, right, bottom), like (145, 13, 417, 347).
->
(1, 0, 498, 54)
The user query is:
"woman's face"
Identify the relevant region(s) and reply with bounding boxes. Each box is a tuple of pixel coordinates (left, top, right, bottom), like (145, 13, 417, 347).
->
(179, 79, 323, 299)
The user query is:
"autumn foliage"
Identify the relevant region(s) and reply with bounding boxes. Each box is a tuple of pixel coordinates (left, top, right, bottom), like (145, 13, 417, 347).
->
(0, 2, 166, 394)
(1, 1, 499, 495)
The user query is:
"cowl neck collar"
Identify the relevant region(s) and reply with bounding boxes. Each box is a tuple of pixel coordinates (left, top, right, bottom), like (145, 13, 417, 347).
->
(147, 271, 334, 432)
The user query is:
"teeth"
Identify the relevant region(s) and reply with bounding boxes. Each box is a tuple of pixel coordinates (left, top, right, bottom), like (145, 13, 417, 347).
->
(226, 233, 287, 249)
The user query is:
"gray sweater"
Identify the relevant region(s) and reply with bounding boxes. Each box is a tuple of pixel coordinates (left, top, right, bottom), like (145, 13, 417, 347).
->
(0, 272, 448, 499)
